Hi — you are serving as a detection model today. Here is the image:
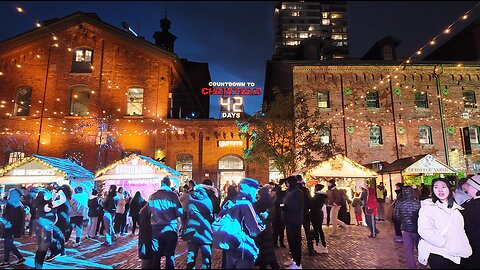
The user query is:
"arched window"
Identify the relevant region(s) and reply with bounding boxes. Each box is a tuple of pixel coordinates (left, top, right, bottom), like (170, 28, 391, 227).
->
(419, 126, 433, 145)
(319, 126, 331, 144)
(463, 90, 477, 109)
(219, 155, 244, 170)
(369, 126, 383, 145)
(366, 91, 379, 108)
(317, 90, 330, 108)
(126, 87, 144, 116)
(383, 45, 393, 60)
(469, 125, 480, 145)
(414, 91, 428, 108)
(69, 85, 90, 116)
(176, 155, 193, 182)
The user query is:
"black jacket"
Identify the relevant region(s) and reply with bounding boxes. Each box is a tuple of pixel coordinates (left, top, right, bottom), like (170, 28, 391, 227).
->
(254, 192, 277, 267)
(2, 204, 25, 238)
(393, 186, 421, 233)
(310, 191, 328, 224)
(130, 199, 147, 219)
(88, 196, 101, 217)
(461, 198, 480, 269)
(103, 193, 119, 214)
(298, 184, 312, 221)
(282, 187, 304, 225)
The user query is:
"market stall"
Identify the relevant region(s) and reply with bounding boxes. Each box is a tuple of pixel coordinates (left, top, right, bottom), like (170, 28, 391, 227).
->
(378, 154, 457, 201)
(0, 154, 94, 194)
(95, 154, 182, 198)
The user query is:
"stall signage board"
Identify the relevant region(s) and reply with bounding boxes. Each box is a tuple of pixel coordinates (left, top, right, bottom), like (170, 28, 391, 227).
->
(5, 160, 61, 177)
(403, 155, 455, 174)
(217, 140, 243, 147)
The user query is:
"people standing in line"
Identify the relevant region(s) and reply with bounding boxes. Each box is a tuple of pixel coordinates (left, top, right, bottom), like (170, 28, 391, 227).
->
(326, 179, 350, 236)
(394, 186, 421, 269)
(271, 179, 287, 248)
(201, 179, 221, 217)
(148, 177, 183, 269)
(454, 178, 472, 206)
(223, 177, 265, 269)
(86, 189, 101, 239)
(114, 187, 126, 236)
(417, 178, 472, 269)
(282, 176, 304, 269)
(102, 185, 119, 246)
(46, 184, 71, 261)
(65, 186, 88, 247)
(0, 188, 26, 267)
(460, 175, 480, 269)
(419, 183, 430, 201)
(184, 184, 213, 269)
(392, 182, 405, 243)
(129, 191, 147, 236)
(376, 182, 387, 221)
(33, 188, 56, 269)
(365, 186, 379, 238)
(311, 184, 328, 254)
(295, 175, 314, 256)
(352, 192, 363, 226)
(254, 186, 280, 269)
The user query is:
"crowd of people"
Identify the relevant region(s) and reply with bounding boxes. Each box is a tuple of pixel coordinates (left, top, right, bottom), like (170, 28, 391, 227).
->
(0, 173, 479, 269)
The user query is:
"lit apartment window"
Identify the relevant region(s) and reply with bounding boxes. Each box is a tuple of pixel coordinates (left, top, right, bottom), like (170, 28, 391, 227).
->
(330, 13, 344, 19)
(322, 19, 331, 25)
(464, 90, 477, 109)
(176, 155, 193, 182)
(69, 85, 90, 116)
(369, 126, 383, 145)
(308, 26, 316, 31)
(419, 126, 433, 145)
(126, 88, 144, 116)
(469, 125, 480, 144)
(415, 92, 428, 108)
(366, 91, 380, 108)
(317, 90, 330, 108)
(14, 86, 32, 116)
(7, 151, 25, 164)
(322, 12, 329, 18)
(319, 126, 331, 144)
(331, 34, 343, 40)
(299, 33, 309, 38)
(71, 48, 93, 73)
(286, 40, 300, 46)
(292, 11, 299, 16)
(281, 4, 286, 9)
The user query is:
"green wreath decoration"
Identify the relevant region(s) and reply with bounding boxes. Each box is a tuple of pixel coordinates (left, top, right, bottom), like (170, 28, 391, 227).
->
(442, 88, 449, 95)
(347, 127, 355, 134)
(345, 88, 352, 95)
(397, 127, 406, 134)
(395, 88, 401, 96)
(447, 126, 455, 135)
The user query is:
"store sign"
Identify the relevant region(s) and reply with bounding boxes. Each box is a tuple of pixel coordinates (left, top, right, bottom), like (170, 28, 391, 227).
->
(404, 155, 454, 174)
(330, 159, 344, 170)
(217, 140, 243, 147)
(12, 169, 56, 176)
(115, 164, 154, 174)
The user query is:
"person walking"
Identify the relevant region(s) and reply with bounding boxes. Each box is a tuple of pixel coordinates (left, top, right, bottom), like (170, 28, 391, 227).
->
(460, 175, 480, 268)
(417, 178, 472, 269)
(129, 191, 146, 236)
(102, 185, 119, 246)
(184, 184, 213, 269)
(0, 188, 26, 267)
(33, 188, 56, 269)
(86, 189, 101, 239)
(326, 179, 350, 236)
(254, 186, 280, 269)
(148, 177, 183, 269)
(201, 179, 220, 216)
(311, 184, 328, 254)
(376, 182, 387, 221)
(282, 176, 304, 269)
(365, 186, 379, 238)
(45, 184, 71, 261)
(394, 186, 421, 269)
(65, 186, 88, 247)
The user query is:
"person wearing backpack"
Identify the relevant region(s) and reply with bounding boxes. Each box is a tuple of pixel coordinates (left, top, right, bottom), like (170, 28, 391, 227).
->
(219, 177, 265, 269)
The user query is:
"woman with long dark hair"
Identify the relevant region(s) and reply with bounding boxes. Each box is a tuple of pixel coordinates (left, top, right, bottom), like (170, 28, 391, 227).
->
(129, 191, 146, 236)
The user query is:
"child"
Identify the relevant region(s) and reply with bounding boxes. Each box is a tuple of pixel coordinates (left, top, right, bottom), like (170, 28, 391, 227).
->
(352, 192, 363, 226)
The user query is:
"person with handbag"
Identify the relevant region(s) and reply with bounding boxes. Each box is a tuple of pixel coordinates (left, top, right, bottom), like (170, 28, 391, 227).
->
(418, 178, 472, 269)
(184, 185, 213, 269)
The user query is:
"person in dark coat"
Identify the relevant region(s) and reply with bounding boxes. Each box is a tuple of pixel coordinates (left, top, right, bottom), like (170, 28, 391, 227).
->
(87, 189, 101, 239)
(392, 182, 405, 243)
(271, 179, 287, 248)
(34, 188, 56, 269)
(46, 184, 71, 261)
(184, 185, 213, 269)
(201, 179, 220, 216)
(102, 185, 119, 246)
(0, 188, 26, 267)
(254, 186, 280, 269)
(461, 176, 480, 269)
(129, 191, 147, 236)
(220, 184, 238, 269)
(296, 175, 314, 256)
(311, 184, 328, 254)
(394, 186, 421, 269)
(138, 202, 153, 269)
(282, 176, 304, 269)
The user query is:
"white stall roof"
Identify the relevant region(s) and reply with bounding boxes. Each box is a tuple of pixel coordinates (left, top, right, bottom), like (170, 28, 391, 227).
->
(305, 154, 378, 178)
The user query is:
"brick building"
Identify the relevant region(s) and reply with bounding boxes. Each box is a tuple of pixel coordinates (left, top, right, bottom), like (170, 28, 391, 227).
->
(0, 12, 268, 191)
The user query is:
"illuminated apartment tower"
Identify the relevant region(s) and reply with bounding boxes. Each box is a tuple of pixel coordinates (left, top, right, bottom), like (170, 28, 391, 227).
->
(273, 1, 348, 60)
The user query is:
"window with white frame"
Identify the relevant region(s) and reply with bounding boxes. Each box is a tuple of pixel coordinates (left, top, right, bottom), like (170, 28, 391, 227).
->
(419, 125, 433, 145)
(317, 90, 330, 108)
(176, 155, 193, 182)
(415, 91, 429, 108)
(319, 126, 331, 144)
(69, 85, 90, 116)
(126, 88, 144, 116)
(469, 125, 480, 144)
(464, 91, 477, 109)
(366, 91, 379, 108)
(369, 126, 383, 145)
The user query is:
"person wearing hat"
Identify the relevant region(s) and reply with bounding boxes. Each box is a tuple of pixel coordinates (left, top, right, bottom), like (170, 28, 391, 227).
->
(460, 175, 480, 269)
(417, 178, 472, 268)
(311, 183, 328, 254)
(454, 178, 471, 206)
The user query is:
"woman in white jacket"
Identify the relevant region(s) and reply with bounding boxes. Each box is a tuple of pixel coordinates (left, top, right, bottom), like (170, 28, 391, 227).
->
(418, 177, 472, 268)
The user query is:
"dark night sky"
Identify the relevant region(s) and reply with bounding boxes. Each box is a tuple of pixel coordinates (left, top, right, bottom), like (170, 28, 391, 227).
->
(0, 1, 477, 117)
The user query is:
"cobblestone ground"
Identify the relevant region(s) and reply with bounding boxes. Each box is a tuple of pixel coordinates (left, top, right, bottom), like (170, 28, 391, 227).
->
(0, 221, 413, 269)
